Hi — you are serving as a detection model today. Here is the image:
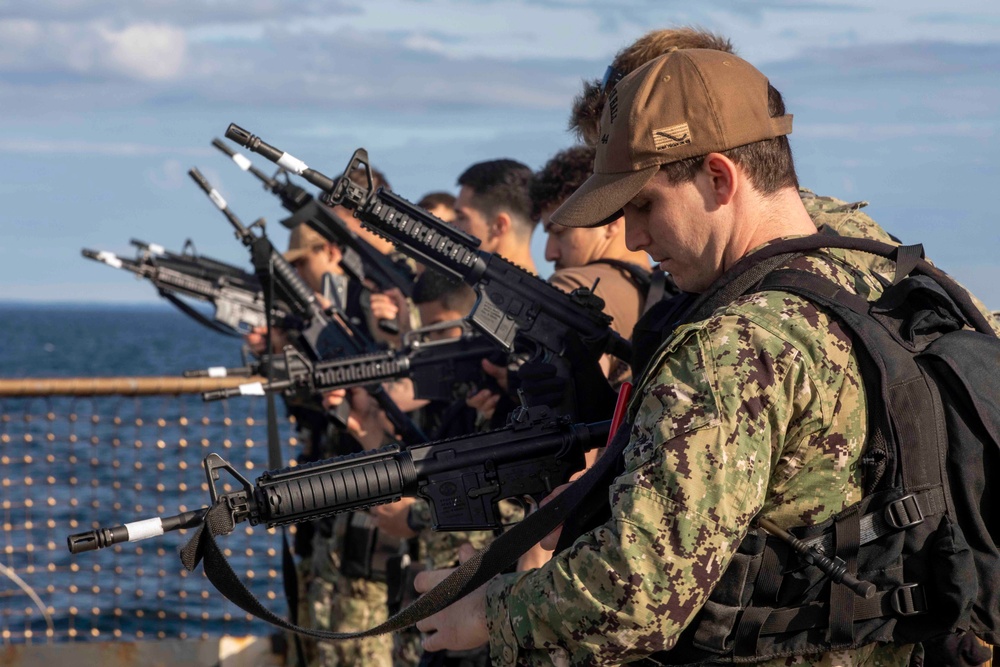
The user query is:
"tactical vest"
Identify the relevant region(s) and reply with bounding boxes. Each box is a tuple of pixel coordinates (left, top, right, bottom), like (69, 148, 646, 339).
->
(634, 237, 1000, 665)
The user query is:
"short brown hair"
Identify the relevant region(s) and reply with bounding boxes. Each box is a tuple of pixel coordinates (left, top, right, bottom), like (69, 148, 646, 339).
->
(347, 165, 391, 192)
(457, 159, 535, 230)
(661, 84, 798, 195)
(417, 191, 456, 211)
(413, 269, 476, 314)
(530, 146, 595, 220)
(570, 27, 735, 146)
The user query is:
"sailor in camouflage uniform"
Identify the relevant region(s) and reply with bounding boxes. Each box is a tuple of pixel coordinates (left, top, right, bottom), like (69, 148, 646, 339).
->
(410, 48, 999, 666)
(307, 392, 419, 667)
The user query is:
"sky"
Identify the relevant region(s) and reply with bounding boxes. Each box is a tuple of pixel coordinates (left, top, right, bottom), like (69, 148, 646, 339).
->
(1, 0, 999, 306)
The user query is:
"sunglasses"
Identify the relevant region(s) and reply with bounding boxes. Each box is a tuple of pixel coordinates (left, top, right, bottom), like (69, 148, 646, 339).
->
(601, 65, 625, 94)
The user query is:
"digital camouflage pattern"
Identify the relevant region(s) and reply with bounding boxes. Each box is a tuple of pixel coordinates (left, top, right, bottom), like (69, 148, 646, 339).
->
(306, 512, 422, 667)
(483, 211, 943, 666)
(308, 527, 395, 667)
(409, 498, 524, 570)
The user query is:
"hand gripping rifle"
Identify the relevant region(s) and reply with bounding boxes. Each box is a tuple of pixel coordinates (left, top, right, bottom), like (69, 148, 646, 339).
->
(188, 168, 427, 444)
(67, 405, 610, 558)
(224, 125, 633, 418)
(212, 137, 413, 335)
(187, 168, 348, 360)
(202, 324, 498, 403)
(82, 242, 273, 337)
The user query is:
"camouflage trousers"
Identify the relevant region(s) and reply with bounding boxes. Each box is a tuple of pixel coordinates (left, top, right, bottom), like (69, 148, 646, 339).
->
(306, 532, 421, 667)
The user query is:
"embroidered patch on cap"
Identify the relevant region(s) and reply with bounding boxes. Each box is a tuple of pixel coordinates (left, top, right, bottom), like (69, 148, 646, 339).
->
(653, 123, 692, 150)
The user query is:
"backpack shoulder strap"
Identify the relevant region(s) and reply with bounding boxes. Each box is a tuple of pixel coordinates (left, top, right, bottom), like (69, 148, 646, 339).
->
(757, 268, 949, 504)
(587, 259, 681, 315)
(588, 259, 652, 291)
(675, 235, 995, 336)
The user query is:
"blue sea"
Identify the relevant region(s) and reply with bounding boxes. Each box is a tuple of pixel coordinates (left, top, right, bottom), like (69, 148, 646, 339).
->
(0, 303, 299, 642)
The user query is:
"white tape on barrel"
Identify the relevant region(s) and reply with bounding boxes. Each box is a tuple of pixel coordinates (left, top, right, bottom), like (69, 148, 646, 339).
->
(208, 189, 227, 210)
(232, 153, 252, 171)
(207, 367, 227, 378)
(239, 382, 266, 396)
(147, 243, 165, 255)
(125, 518, 164, 542)
(277, 152, 308, 175)
(96, 251, 123, 269)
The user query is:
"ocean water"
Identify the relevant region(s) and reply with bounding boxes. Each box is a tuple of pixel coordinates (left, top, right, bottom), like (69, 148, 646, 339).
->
(0, 302, 247, 378)
(0, 303, 298, 642)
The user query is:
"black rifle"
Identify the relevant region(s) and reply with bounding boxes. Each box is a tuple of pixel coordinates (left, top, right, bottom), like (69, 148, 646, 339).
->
(184, 352, 291, 379)
(130, 237, 253, 283)
(224, 125, 632, 417)
(202, 324, 498, 403)
(188, 167, 357, 361)
(188, 167, 427, 444)
(213, 137, 414, 334)
(82, 243, 275, 337)
(66, 406, 611, 556)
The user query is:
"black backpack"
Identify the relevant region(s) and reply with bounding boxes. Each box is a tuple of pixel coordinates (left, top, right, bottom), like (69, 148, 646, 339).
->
(641, 235, 999, 664)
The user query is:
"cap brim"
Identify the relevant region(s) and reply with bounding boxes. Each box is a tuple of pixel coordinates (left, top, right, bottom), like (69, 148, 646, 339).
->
(283, 248, 308, 263)
(549, 165, 659, 228)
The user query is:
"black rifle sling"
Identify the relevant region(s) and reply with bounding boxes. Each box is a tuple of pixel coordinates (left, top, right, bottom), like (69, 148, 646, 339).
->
(182, 421, 633, 640)
(680, 234, 994, 336)
(587, 259, 679, 316)
(588, 259, 652, 292)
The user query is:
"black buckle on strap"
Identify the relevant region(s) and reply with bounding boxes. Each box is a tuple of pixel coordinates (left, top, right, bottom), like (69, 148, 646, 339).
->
(885, 494, 924, 530)
(890, 584, 926, 616)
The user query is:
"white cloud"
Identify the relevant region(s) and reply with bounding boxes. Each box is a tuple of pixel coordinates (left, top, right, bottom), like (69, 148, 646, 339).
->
(99, 23, 187, 81)
(146, 158, 186, 189)
(800, 121, 995, 141)
(401, 32, 450, 55)
(0, 138, 210, 157)
(0, 19, 186, 82)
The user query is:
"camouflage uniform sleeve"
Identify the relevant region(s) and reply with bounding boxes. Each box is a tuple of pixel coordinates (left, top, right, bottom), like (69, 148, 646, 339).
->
(484, 310, 826, 666)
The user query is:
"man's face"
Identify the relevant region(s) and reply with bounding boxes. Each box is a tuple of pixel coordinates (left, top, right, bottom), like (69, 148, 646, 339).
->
(541, 204, 606, 270)
(331, 204, 395, 256)
(417, 301, 466, 342)
(623, 170, 723, 293)
(291, 243, 340, 294)
(453, 186, 496, 251)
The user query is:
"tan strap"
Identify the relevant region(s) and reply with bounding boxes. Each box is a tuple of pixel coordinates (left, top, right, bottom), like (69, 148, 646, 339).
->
(771, 114, 793, 136)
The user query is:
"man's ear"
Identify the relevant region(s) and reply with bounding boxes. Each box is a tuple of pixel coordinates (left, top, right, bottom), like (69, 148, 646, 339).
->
(702, 153, 739, 206)
(604, 215, 626, 238)
(491, 211, 512, 239)
(324, 242, 343, 264)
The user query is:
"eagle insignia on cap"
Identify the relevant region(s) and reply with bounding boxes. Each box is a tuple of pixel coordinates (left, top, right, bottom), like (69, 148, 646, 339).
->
(653, 123, 692, 150)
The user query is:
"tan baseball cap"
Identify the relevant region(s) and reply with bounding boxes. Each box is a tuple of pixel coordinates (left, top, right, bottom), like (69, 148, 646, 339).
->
(551, 48, 793, 228)
(284, 223, 327, 263)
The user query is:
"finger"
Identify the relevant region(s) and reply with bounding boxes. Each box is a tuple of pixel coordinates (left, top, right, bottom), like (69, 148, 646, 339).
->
(481, 358, 505, 377)
(465, 390, 491, 409)
(414, 567, 455, 594)
(322, 389, 346, 408)
(539, 526, 562, 551)
(457, 542, 478, 564)
(421, 625, 448, 652)
(347, 414, 365, 435)
(538, 482, 572, 508)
